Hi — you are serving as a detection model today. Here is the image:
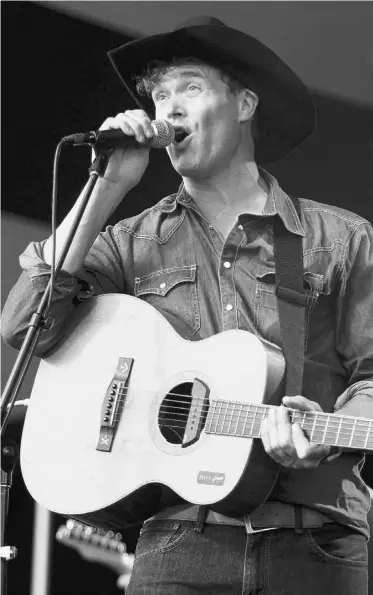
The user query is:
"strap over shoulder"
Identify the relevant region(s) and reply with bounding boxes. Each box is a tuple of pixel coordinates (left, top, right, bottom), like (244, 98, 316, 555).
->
(273, 196, 306, 397)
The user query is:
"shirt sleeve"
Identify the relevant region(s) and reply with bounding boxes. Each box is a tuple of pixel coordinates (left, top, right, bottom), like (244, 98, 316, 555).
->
(1, 225, 130, 357)
(334, 221, 373, 415)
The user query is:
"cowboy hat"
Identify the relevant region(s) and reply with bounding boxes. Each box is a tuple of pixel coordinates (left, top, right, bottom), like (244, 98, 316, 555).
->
(108, 16, 316, 163)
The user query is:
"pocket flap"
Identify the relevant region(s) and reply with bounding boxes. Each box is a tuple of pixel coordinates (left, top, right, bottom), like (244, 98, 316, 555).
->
(256, 271, 324, 294)
(135, 265, 197, 297)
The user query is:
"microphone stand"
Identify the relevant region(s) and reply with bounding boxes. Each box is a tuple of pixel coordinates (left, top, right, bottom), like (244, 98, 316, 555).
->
(0, 148, 111, 595)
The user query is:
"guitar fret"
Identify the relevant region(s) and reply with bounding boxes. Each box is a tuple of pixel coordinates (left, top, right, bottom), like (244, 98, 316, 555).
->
(222, 401, 230, 434)
(257, 406, 267, 439)
(210, 401, 217, 433)
(349, 419, 357, 447)
(221, 401, 227, 434)
(336, 417, 342, 446)
(215, 401, 223, 434)
(219, 401, 227, 434)
(253, 406, 264, 438)
(311, 412, 317, 441)
(339, 418, 354, 447)
(205, 402, 373, 451)
(351, 420, 371, 449)
(322, 414, 329, 444)
(205, 401, 214, 433)
(243, 405, 250, 437)
(237, 404, 247, 436)
(312, 414, 327, 444)
(234, 403, 242, 436)
(227, 403, 235, 435)
(364, 421, 372, 450)
(246, 405, 256, 438)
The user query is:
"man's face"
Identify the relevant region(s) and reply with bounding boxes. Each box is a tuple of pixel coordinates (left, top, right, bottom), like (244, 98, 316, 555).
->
(151, 63, 244, 179)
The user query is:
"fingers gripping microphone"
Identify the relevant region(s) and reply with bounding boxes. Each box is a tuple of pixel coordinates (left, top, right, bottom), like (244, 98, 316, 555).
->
(63, 119, 175, 150)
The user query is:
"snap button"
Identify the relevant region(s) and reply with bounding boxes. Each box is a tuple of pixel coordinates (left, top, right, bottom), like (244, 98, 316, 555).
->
(223, 262, 231, 269)
(225, 304, 233, 311)
(160, 282, 166, 289)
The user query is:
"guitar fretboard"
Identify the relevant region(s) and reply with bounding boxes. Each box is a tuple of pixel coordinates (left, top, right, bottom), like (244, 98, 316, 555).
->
(205, 400, 373, 450)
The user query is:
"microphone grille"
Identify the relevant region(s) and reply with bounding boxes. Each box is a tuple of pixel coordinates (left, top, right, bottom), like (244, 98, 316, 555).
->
(151, 120, 175, 149)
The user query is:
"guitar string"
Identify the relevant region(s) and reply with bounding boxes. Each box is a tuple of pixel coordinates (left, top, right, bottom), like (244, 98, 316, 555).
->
(107, 408, 373, 442)
(109, 403, 373, 433)
(111, 408, 372, 435)
(154, 418, 373, 447)
(102, 419, 372, 448)
(113, 396, 373, 426)
(150, 423, 373, 448)
(107, 385, 372, 421)
(107, 400, 373, 430)
(152, 420, 373, 447)
(95, 387, 373, 440)
(107, 389, 373, 429)
(76, 384, 373, 445)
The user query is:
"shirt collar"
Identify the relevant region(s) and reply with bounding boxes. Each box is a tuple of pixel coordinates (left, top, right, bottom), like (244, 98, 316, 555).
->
(157, 170, 306, 238)
(156, 182, 187, 213)
(260, 169, 306, 237)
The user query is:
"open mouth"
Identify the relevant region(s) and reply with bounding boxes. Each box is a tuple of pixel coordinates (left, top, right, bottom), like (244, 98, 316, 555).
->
(173, 127, 191, 144)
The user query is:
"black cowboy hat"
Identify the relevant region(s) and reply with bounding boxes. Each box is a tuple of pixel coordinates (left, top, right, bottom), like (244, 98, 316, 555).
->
(108, 16, 316, 164)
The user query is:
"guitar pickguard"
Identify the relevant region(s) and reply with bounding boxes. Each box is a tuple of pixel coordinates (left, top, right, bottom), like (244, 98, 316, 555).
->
(182, 378, 210, 447)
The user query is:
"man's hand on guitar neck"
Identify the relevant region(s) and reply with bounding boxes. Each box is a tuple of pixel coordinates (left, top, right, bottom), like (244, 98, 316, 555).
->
(261, 396, 331, 469)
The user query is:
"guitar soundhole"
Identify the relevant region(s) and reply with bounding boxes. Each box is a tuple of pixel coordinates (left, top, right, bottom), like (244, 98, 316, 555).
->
(158, 382, 194, 445)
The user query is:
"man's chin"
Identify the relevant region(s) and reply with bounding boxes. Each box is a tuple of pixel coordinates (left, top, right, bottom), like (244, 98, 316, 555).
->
(171, 158, 202, 178)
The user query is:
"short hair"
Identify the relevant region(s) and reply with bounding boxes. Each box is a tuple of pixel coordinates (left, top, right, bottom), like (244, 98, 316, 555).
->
(135, 57, 245, 97)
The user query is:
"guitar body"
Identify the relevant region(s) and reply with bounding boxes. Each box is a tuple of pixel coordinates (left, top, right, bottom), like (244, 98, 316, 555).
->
(21, 294, 285, 530)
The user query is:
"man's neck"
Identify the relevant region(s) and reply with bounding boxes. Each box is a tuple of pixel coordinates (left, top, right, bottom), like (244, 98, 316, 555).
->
(183, 162, 269, 239)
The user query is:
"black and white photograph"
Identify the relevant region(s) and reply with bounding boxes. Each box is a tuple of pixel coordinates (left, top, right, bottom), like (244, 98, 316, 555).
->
(1, 2, 373, 594)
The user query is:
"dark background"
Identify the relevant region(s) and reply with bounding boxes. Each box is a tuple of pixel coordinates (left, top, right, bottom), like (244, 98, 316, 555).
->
(3, 2, 373, 226)
(2, 2, 373, 594)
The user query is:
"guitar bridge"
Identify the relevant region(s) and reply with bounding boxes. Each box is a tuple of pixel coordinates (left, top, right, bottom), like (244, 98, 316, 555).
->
(182, 378, 209, 448)
(96, 357, 134, 452)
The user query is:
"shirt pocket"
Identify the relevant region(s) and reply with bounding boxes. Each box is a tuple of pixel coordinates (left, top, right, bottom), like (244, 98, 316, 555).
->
(254, 271, 324, 347)
(134, 265, 200, 337)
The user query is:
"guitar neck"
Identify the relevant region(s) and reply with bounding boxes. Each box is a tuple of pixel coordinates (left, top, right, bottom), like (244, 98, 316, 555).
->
(205, 401, 373, 450)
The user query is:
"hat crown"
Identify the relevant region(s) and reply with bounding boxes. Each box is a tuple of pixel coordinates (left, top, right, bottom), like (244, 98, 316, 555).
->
(176, 16, 226, 30)
(109, 15, 316, 163)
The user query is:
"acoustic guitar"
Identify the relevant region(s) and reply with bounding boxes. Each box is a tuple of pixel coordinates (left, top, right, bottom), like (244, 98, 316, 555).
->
(21, 295, 373, 530)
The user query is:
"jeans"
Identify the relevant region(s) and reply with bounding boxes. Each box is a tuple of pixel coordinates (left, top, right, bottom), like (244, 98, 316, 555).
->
(126, 520, 368, 595)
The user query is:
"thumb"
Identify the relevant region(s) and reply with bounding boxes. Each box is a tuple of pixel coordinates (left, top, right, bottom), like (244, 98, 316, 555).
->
(282, 395, 322, 412)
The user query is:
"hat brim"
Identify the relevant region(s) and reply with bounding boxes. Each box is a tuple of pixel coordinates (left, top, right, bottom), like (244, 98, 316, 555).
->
(108, 24, 316, 164)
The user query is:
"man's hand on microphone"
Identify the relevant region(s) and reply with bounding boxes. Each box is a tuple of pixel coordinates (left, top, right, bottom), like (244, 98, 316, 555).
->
(97, 109, 154, 194)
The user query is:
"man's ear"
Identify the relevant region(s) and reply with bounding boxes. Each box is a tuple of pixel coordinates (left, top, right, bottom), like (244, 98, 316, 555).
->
(238, 89, 259, 123)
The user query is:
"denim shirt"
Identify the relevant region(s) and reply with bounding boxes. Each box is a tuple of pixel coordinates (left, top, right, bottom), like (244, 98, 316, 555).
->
(3, 170, 373, 536)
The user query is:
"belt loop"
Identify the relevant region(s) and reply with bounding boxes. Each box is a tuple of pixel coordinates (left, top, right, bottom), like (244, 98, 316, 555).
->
(294, 505, 304, 534)
(194, 506, 207, 533)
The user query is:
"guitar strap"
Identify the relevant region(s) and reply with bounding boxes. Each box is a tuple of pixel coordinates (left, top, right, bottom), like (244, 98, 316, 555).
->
(273, 196, 307, 397)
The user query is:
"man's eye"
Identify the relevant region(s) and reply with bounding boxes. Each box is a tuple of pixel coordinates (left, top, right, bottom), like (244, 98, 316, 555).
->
(186, 84, 201, 95)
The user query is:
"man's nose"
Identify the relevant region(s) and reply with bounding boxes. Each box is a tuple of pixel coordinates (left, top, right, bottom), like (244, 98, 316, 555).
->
(166, 94, 187, 120)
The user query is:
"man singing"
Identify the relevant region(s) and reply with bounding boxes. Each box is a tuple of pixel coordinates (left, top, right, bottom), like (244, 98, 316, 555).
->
(2, 17, 373, 594)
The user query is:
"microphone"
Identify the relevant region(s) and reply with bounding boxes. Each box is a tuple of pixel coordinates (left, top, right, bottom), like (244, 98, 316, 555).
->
(62, 119, 175, 150)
